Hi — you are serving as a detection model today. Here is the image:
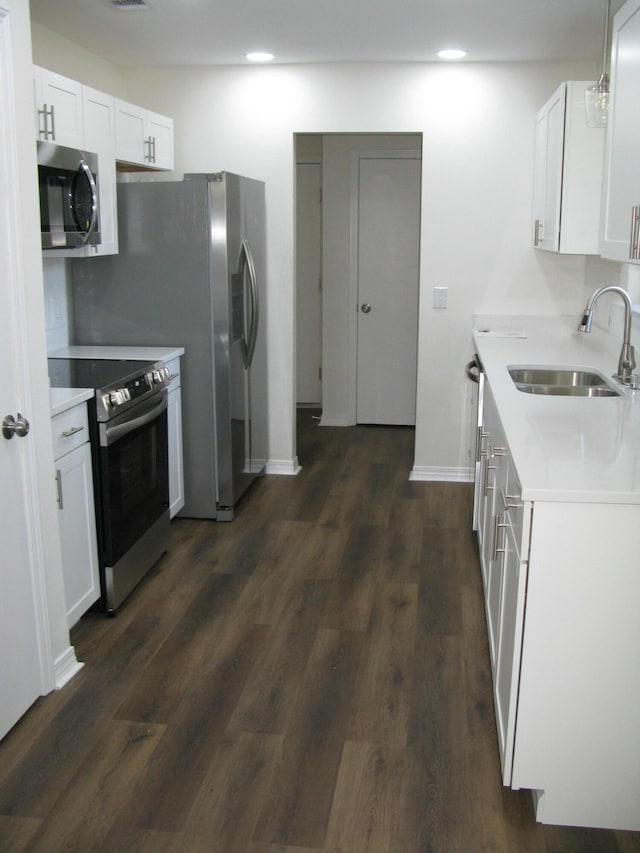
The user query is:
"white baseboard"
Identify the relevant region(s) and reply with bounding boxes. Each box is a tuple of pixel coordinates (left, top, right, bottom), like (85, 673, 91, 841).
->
(410, 465, 474, 483)
(54, 645, 84, 690)
(319, 415, 350, 427)
(266, 457, 302, 476)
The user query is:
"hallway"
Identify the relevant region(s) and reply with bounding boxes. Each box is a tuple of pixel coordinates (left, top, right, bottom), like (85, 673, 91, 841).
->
(0, 410, 638, 851)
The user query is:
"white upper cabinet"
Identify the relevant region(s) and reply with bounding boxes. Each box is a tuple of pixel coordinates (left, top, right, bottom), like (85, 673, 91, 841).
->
(601, 0, 640, 263)
(34, 67, 119, 257)
(82, 85, 118, 256)
(33, 67, 84, 148)
(532, 81, 605, 254)
(34, 66, 175, 256)
(115, 99, 174, 170)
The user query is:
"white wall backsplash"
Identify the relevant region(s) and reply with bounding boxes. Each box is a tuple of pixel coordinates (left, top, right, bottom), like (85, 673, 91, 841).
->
(43, 257, 72, 352)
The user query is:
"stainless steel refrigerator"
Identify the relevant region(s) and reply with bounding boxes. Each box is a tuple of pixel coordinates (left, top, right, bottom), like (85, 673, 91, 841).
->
(71, 172, 268, 520)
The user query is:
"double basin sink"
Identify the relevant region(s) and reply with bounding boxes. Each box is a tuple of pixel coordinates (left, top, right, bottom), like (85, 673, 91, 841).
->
(508, 366, 620, 397)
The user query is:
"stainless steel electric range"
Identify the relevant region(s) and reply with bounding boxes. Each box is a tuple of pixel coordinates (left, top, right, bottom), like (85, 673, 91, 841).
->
(49, 357, 172, 614)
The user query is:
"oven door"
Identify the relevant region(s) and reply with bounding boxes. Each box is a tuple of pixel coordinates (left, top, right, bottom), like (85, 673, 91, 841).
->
(97, 390, 169, 568)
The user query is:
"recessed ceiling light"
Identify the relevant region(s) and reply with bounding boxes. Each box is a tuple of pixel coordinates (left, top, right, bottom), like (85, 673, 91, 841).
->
(437, 49, 467, 60)
(245, 52, 275, 63)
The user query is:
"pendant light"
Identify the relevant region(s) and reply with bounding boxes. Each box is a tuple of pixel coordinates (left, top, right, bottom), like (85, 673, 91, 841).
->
(585, 0, 611, 127)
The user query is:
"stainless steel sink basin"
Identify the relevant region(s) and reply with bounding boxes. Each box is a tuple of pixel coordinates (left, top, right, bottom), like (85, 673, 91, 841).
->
(508, 366, 620, 397)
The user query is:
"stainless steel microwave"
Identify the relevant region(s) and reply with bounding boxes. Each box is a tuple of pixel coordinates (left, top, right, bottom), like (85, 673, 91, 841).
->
(37, 141, 101, 250)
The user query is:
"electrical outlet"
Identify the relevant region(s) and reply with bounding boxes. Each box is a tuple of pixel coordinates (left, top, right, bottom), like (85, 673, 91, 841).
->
(433, 286, 448, 309)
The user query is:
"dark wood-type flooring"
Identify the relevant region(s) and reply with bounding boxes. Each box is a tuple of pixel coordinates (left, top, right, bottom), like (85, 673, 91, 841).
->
(1, 408, 639, 852)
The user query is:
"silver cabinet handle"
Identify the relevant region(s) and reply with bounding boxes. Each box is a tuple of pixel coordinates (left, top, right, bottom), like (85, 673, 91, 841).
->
(37, 103, 55, 140)
(361, 303, 371, 313)
(630, 206, 640, 260)
(534, 218, 542, 246)
(492, 517, 508, 560)
(2, 412, 30, 440)
(55, 469, 63, 509)
(145, 135, 156, 163)
(502, 492, 522, 512)
(484, 464, 496, 497)
(61, 425, 84, 438)
(49, 103, 56, 140)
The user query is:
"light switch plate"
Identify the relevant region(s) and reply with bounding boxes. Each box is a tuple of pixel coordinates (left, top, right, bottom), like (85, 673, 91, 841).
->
(433, 286, 448, 309)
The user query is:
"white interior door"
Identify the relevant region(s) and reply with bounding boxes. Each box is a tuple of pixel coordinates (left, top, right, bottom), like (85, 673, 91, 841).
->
(355, 154, 420, 425)
(296, 160, 322, 405)
(0, 5, 48, 741)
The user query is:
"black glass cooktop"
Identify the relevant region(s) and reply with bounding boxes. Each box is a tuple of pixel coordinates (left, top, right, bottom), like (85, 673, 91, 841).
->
(48, 358, 156, 392)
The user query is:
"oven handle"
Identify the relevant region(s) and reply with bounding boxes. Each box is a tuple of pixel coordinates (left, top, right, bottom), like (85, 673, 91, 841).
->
(102, 392, 168, 447)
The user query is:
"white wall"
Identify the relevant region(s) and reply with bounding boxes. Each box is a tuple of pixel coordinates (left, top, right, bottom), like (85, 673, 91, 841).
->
(29, 31, 613, 474)
(121, 61, 603, 473)
(31, 22, 128, 97)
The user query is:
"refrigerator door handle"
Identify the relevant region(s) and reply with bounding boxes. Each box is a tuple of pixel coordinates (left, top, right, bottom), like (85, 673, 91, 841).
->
(242, 238, 260, 367)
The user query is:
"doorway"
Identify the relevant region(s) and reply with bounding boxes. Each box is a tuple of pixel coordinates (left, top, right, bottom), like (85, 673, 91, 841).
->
(294, 133, 422, 433)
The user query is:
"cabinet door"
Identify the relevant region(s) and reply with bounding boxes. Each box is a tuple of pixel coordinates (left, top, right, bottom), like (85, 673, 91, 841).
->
(532, 81, 603, 254)
(146, 111, 174, 170)
(82, 86, 118, 256)
(494, 514, 527, 783)
(34, 66, 84, 148)
(601, 0, 640, 262)
(168, 385, 184, 518)
(532, 83, 565, 252)
(115, 98, 147, 165)
(115, 99, 174, 169)
(56, 442, 100, 628)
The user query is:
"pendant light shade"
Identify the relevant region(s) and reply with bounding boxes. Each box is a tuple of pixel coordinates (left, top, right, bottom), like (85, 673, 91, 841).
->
(585, 0, 611, 127)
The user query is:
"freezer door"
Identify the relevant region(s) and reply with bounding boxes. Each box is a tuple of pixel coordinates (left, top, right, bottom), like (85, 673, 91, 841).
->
(209, 172, 267, 518)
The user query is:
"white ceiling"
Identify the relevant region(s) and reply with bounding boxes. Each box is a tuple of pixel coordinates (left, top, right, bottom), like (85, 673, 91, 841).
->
(29, 0, 622, 68)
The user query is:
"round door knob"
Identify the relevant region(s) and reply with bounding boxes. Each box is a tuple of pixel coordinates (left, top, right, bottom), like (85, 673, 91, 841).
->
(2, 413, 30, 440)
(361, 303, 372, 314)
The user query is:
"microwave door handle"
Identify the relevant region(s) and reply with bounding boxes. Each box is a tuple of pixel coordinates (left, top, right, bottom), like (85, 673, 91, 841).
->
(242, 239, 260, 367)
(78, 158, 99, 244)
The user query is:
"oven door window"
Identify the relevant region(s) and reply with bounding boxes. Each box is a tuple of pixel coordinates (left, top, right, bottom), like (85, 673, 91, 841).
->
(99, 404, 169, 567)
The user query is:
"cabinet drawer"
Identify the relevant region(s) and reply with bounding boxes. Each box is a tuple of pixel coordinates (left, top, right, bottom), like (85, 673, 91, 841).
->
(51, 404, 89, 460)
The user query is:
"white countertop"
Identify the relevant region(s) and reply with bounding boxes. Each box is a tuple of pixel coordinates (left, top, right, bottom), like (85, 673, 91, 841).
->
(50, 387, 94, 418)
(49, 344, 185, 362)
(473, 315, 640, 504)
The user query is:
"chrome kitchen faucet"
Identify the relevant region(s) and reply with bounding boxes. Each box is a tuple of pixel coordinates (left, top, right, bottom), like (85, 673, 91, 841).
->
(578, 285, 640, 388)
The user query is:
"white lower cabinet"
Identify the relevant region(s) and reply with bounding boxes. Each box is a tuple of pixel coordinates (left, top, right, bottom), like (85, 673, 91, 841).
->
(52, 402, 100, 629)
(477, 383, 530, 781)
(476, 379, 640, 831)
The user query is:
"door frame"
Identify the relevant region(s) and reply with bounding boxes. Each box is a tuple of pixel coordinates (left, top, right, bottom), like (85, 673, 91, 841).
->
(1, 2, 55, 701)
(348, 148, 422, 424)
(295, 154, 323, 406)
